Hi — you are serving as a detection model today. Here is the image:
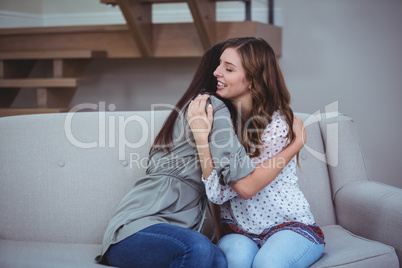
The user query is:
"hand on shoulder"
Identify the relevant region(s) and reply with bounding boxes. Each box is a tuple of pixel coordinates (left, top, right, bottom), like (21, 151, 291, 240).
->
(293, 115, 307, 149)
(187, 94, 214, 143)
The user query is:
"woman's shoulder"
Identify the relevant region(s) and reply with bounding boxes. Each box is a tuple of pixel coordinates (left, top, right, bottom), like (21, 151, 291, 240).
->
(209, 94, 224, 105)
(265, 111, 289, 136)
(209, 95, 229, 114)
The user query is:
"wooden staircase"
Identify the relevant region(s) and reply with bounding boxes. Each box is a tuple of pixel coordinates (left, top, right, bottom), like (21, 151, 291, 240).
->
(101, 0, 279, 57)
(0, 0, 281, 117)
(0, 50, 106, 117)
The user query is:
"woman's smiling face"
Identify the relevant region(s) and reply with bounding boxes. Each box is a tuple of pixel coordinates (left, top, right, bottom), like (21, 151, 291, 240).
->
(213, 48, 252, 104)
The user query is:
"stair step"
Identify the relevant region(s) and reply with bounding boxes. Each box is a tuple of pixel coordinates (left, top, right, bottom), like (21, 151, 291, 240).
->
(0, 50, 106, 60)
(0, 108, 67, 117)
(0, 78, 77, 88)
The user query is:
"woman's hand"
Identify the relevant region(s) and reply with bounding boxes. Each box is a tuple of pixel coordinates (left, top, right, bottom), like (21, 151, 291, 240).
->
(187, 94, 214, 144)
(293, 115, 307, 149)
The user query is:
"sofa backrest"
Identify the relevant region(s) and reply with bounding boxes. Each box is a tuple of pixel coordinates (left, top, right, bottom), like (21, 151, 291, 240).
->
(0, 111, 169, 244)
(0, 110, 337, 244)
(297, 113, 337, 227)
(318, 113, 370, 195)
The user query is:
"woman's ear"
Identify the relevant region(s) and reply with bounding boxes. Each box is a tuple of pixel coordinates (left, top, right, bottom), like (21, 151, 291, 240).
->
(247, 82, 253, 92)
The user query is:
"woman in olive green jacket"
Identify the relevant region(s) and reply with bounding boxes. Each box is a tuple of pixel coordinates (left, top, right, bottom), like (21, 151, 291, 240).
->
(98, 40, 305, 268)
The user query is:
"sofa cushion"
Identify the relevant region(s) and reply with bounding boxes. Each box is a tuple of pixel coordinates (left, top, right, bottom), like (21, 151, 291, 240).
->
(311, 225, 398, 267)
(1, 225, 397, 268)
(0, 239, 114, 268)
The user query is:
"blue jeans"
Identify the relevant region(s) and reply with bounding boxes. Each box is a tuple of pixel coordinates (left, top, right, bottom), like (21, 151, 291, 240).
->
(106, 223, 227, 268)
(217, 230, 324, 268)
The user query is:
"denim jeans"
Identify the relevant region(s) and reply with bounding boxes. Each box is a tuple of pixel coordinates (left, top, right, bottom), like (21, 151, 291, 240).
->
(217, 230, 324, 268)
(106, 223, 227, 268)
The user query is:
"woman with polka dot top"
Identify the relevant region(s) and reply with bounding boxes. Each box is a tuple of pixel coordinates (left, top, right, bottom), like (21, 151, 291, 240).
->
(187, 37, 325, 268)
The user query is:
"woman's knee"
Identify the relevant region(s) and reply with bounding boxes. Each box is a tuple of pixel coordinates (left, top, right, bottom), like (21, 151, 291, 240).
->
(218, 234, 258, 268)
(150, 225, 223, 267)
(252, 231, 324, 268)
(253, 243, 324, 268)
(212, 246, 228, 268)
(182, 228, 216, 253)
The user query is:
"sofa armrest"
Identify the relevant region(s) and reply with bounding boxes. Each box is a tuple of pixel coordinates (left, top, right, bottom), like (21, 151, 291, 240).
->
(335, 180, 402, 264)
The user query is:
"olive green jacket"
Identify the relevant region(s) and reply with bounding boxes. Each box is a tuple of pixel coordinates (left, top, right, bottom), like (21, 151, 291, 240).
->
(99, 96, 256, 259)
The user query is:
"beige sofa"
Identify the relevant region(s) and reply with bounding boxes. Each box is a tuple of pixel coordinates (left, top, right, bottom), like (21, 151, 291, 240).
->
(0, 110, 401, 267)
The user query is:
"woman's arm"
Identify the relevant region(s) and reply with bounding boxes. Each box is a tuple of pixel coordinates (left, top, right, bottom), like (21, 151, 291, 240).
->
(187, 95, 306, 200)
(203, 169, 239, 204)
(229, 133, 302, 199)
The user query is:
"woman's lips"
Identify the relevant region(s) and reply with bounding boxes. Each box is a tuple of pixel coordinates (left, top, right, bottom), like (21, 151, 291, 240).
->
(217, 81, 227, 90)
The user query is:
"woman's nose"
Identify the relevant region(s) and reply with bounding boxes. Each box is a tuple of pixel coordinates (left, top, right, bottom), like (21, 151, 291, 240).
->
(213, 66, 221, 77)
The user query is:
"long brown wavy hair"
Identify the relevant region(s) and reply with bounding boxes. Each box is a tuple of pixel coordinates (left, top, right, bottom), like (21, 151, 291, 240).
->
(150, 40, 237, 153)
(222, 37, 296, 158)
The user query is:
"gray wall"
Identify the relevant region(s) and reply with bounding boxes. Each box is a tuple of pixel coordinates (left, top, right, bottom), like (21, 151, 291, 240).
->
(276, 0, 402, 188)
(4, 0, 402, 188)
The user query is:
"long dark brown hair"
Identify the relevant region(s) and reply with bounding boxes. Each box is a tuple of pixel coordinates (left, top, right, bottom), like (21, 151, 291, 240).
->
(222, 37, 296, 158)
(150, 40, 236, 153)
